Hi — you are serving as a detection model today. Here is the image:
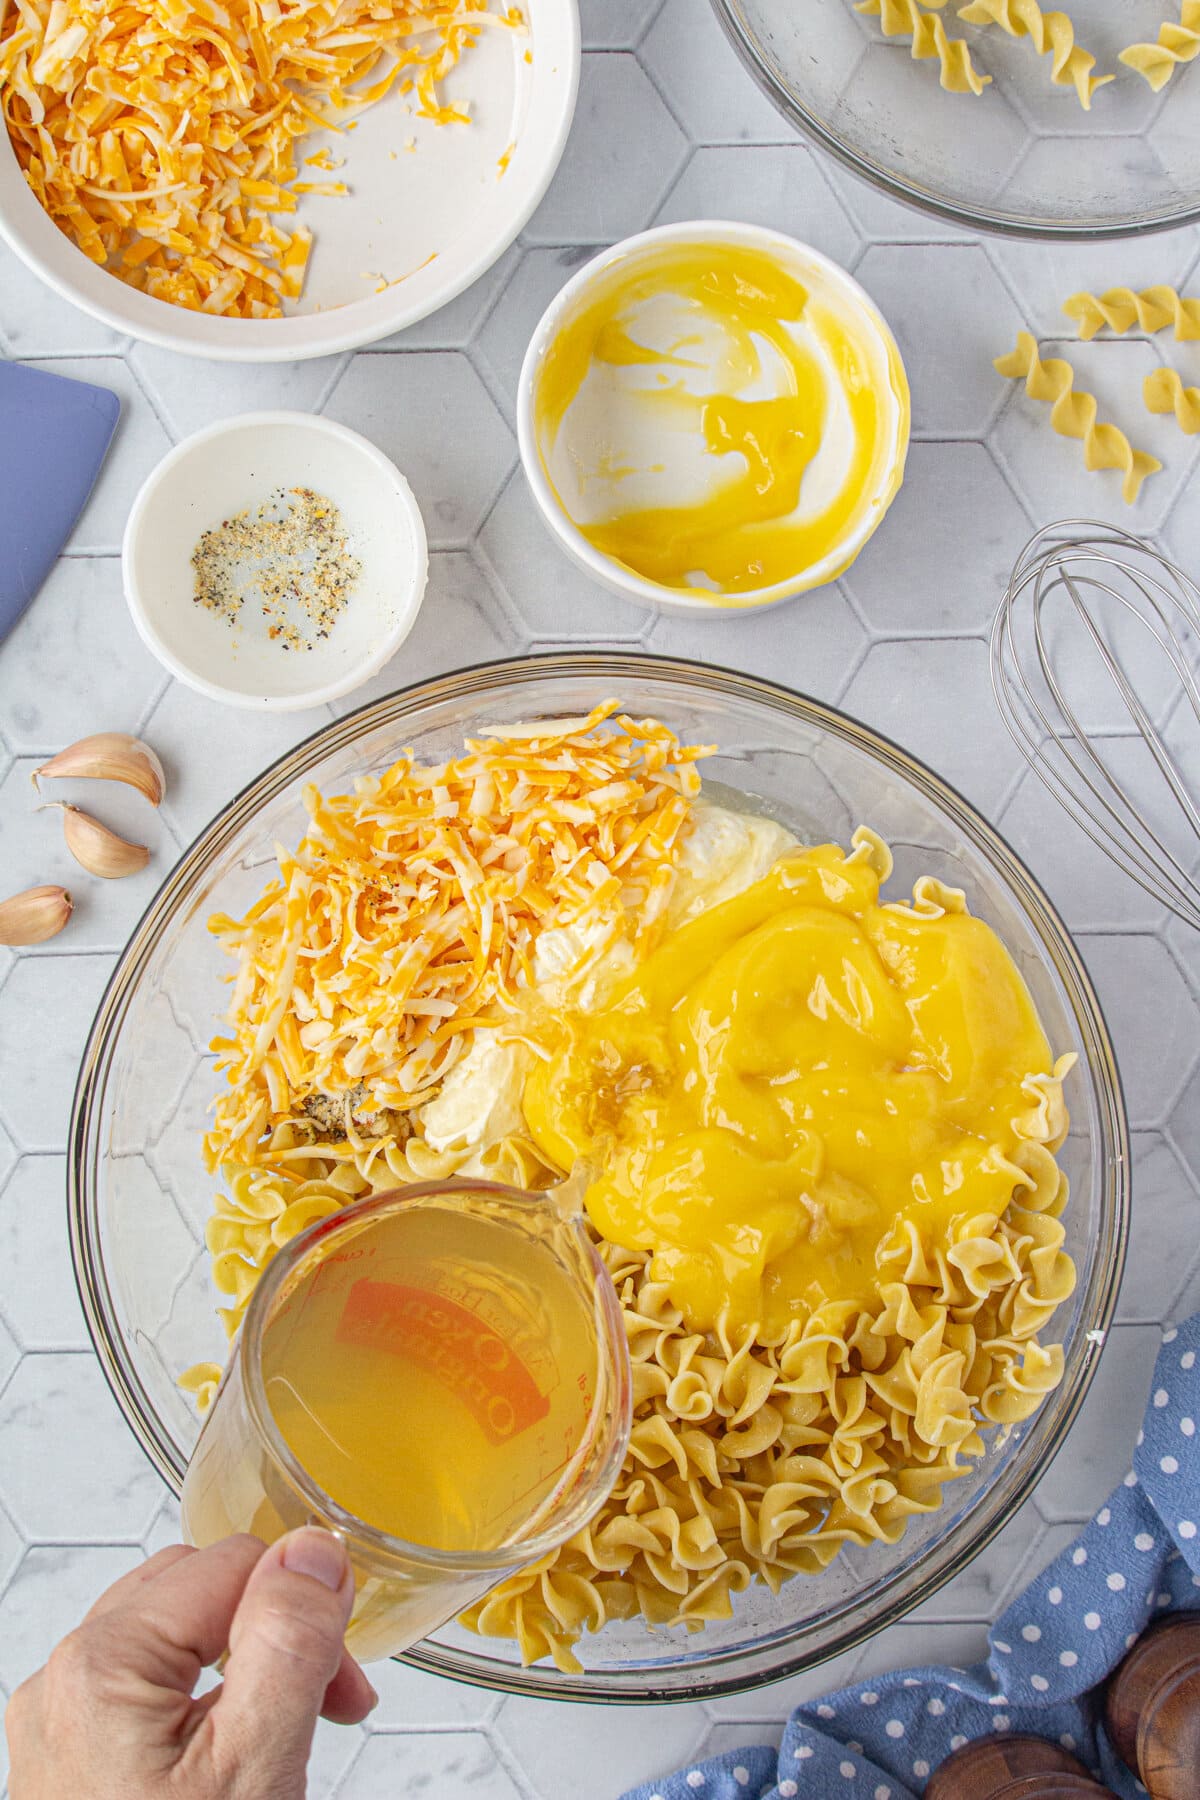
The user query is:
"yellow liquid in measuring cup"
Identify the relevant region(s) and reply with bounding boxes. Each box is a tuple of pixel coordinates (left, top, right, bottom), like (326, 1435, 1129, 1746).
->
(258, 1206, 599, 1552)
(182, 1201, 605, 1658)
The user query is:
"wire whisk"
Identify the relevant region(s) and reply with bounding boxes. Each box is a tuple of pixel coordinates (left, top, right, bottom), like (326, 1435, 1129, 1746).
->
(990, 520, 1200, 932)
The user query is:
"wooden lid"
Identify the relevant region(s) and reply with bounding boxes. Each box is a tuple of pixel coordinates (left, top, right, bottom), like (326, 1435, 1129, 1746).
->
(989, 1780, 1118, 1799)
(1136, 1657, 1200, 1799)
(1104, 1613, 1200, 1773)
(924, 1733, 1092, 1798)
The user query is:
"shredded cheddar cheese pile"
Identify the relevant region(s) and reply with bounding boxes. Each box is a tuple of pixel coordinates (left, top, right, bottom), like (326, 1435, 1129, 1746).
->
(204, 702, 711, 1171)
(0, 0, 514, 317)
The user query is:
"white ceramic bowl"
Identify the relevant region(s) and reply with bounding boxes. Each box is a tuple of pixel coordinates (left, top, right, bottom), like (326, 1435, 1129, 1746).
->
(0, 0, 578, 360)
(122, 412, 428, 711)
(516, 220, 910, 615)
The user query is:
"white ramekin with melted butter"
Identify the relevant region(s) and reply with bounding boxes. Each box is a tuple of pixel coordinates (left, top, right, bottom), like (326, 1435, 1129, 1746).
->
(517, 220, 910, 613)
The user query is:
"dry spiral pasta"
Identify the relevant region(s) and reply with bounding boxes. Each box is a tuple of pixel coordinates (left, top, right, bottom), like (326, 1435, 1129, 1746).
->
(855, 0, 991, 94)
(1144, 366, 1200, 436)
(957, 0, 1110, 108)
(994, 330, 1161, 505)
(1120, 1, 1200, 90)
(1064, 286, 1200, 342)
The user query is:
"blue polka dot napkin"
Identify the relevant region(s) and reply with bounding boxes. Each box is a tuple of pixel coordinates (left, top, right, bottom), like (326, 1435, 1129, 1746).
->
(621, 1312, 1200, 1800)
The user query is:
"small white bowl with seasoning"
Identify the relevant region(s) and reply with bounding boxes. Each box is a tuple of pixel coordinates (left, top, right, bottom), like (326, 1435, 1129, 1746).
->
(122, 413, 428, 710)
(516, 220, 910, 615)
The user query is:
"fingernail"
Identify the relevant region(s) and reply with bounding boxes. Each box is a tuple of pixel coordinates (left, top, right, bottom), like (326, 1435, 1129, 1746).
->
(281, 1527, 349, 1593)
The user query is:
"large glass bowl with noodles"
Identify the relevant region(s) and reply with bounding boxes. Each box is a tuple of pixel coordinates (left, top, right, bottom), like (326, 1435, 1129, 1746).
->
(711, 0, 1200, 239)
(70, 654, 1128, 1702)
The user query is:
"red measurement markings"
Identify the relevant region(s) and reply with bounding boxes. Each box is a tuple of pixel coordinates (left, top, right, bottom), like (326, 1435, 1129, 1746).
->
(336, 1280, 550, 1445)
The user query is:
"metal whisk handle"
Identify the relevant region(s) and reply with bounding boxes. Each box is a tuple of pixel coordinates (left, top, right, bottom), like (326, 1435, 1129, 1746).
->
(990, 520, 1200, 933)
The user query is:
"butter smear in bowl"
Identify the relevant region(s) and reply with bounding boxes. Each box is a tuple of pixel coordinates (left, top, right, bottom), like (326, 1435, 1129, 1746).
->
(517, 222, 910, 612)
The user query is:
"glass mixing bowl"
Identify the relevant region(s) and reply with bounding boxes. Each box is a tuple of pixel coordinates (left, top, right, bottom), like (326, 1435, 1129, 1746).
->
(711, 0, 1200, 238)
(70, 654, 1128, 1702)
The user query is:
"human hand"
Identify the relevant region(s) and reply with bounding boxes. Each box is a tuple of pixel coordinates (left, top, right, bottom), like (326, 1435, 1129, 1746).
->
(5, 1528, 377, 1800)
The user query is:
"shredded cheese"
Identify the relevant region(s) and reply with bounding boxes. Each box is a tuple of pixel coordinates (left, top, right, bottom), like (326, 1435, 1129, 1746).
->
(0, 0, 522, 318)
(204, 702, 713, 1173)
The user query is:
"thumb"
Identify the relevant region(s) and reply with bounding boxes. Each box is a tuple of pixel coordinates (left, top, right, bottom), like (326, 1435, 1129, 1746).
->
(203, 1528, 358, 1795)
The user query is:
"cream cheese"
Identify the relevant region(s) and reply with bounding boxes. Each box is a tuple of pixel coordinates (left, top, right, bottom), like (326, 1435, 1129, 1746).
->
(420, 802, 798, 1165)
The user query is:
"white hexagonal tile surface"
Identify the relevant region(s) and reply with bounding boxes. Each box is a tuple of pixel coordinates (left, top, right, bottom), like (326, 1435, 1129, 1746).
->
(0, 558, 164, 753)
(523, 53, 687, 246)
(647, 582, 867, 703)
(496, 1695, 707, 1799)
(1115, 1134, 1200, 1326)
(0, 1355, 163, 1540)
(0, 954, 114, 1150)
(654, 145, 861, 270)
(0, 1318, 18, 1406)
(376, 247, 520, 355)
(997, 766, 1170, 936)
(639, 0, 790, 145)
(0, 243, 127, 358)
(840, 638, 1026, 814)
(323, 350, 514, 549)
(1031, 1325, 1163, 1522)
(0, 1157, 89, 1350)
(478, 472, 651, 641)
(1081, 935, 1200, 1128)
(367, 1656, 501, 1729)
(129, 343, 347, 442)
(328, 552, 515, 715)
(350, 1732, 525, 1799)
(856, 245, 1024, 438)
(475, 245, 597, 410)
(841, 441, 1029, 636)
(147, 681, 333, 845)
(579, 0, 661, 52)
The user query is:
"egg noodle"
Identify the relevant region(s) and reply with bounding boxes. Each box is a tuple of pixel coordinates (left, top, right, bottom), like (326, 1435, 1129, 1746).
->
(0, 0, 518, 317)
(185, 706, 1076, 1672)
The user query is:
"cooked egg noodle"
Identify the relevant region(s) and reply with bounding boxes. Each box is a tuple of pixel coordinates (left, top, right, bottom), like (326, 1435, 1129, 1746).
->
(459, 1054, 1072, 1672)
(185, 816, 1075, 1673)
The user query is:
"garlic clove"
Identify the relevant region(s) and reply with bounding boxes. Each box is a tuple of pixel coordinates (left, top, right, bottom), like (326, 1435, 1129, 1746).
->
(0, 884, 74, 945)
(49, 803, 151, 879)
(34, 733, 165, 806)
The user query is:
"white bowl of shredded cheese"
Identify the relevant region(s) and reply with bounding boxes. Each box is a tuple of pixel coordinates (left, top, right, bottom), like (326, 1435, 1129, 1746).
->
(0, 0, 578, 358)
(122, 412, 428, 710)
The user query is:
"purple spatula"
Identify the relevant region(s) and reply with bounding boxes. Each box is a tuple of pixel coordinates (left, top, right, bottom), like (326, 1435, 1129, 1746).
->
(0, 360, 120, 645)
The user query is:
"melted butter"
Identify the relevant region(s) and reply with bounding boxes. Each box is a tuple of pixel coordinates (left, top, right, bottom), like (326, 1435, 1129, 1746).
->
(534, 243, 909, 598)
(523, 845, 1053, 1336)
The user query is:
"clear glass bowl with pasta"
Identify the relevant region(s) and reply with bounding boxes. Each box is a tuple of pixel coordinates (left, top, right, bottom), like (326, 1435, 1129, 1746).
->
(712, 0, 1200, 238)
(69, 654, 1128, 1702)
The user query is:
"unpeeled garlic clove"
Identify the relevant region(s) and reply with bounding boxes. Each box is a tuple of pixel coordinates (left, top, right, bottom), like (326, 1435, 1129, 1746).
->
(34, 732, 165, 806)
(48, 803, 150, 879)
(0, 884, 74, 945)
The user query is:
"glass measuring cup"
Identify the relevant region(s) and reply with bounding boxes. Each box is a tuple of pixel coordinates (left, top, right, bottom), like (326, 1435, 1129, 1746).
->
(180, 1178, 632, 1663)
